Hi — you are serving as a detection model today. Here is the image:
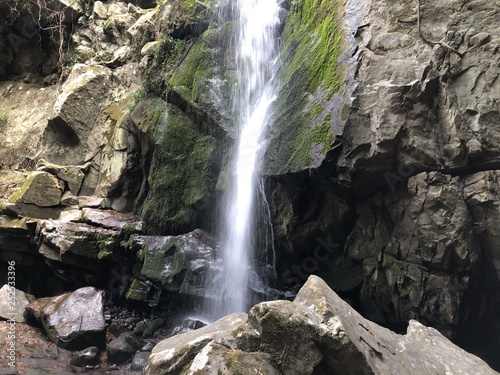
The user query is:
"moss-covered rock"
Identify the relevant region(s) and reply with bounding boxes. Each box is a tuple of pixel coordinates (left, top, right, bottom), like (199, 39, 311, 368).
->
(129, 230, 218, 298)
(264, 0, 350, 174)
(39, 221, 122, 262)
(133, 97, 217, 234)
(167, 21, 235, 136)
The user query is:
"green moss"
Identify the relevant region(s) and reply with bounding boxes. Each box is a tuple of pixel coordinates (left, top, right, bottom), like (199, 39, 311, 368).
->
(281, 1, 343, 99)
(0, 109, 9, 131)
(288, 115, 333, 168)
(169, 40, 212, 102)
(265, 0, 346, 174)
(145, 36, 189, 96)
(9, 172, 41, 203)
(341, 103, 351, 121)
(139, 103, 217, 234)
(143, 0, 222, 96)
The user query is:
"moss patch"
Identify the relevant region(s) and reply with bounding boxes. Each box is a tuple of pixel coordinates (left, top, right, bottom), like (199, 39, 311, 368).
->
(265, 0, 345, 174)
(138, 100, 217, 234)
(168, 37, 213, 102)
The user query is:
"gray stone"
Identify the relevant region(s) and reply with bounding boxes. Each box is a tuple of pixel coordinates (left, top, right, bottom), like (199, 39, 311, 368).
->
(36, 159, 86, 195)
(0, 285, 30, 323)
(238, 301, 324, 375)
(129, 231, 218, 299)
(10, 172, 63, 207)
(42, 64, 113, 165)
(294, 276, 497, 375)
(40, 287, 106, 350)
(70, 346, 101, 367)
(141, 41, 160, 56)
(131, 351, 150, 371)
(144, 276, 498, 375)
(60, 191, 79, 206)
(93, 1, 108, 19)
(145, 313, 247, 375)
(107, 332, 145, 365)
(39, 220, 120, 262)
(81, 208, 142, 230)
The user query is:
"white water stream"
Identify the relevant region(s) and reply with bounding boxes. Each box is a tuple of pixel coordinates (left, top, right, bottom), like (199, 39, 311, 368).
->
(213, 0, 281, 318)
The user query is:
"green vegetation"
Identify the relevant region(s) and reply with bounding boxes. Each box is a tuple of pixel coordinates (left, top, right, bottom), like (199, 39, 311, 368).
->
(265, 0, 346, 174)
(0, 109, 9, 131)
(145, 36, 188, 96)
(137, 99, 217, 234)
(169, 37, 213, 102)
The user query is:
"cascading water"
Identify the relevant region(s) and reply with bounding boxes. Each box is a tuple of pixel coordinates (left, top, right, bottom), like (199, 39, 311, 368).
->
(208, 0, 282, 319)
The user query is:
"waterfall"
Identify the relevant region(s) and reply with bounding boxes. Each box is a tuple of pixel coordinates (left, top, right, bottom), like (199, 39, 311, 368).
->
(208, 0, 282, 319)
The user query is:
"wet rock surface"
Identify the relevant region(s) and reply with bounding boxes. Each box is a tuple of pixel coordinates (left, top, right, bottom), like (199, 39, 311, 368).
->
(107, 331, 145, 364)
(39, 286, 106, 350)
(0, 0, 498, 372)
(70, 346, 101, 367)
(266, 0, 500, 368)
(145, 276, 498, 375)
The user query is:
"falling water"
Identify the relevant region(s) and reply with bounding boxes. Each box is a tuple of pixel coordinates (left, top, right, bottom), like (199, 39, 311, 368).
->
(210, 0, 282, 319)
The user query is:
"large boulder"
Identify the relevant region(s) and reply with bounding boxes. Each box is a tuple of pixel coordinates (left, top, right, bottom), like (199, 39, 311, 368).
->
(7, 171, 64, 219)
(266, 0, 500, 366)
(0, 285, 30, 323)
(145, 312, 248, 375)
(42, 64, 113, 165)
(9, 171, 63, 207)
(145, 276, 497, 375)
(39, 286, 106, 350)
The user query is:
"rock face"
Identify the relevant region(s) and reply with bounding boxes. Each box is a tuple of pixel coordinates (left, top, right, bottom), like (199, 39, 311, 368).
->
(265, 0, 500, 367)
(131, 99, 219, 234)
(145, 276, 497, 375)
(0, 0, 499, 371)
(43, 64, 114, 165)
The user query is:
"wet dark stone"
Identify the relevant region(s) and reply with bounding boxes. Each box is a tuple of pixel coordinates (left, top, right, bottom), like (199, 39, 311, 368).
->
(131, 351, 150, 371)
(70, 346, 101, 367)
(170, 318, 207, 336)
(107, 332, 145, 365)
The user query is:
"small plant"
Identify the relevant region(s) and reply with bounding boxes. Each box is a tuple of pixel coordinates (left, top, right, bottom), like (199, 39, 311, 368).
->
(130, 87, 149, 108)
(0, 110, 9, 130)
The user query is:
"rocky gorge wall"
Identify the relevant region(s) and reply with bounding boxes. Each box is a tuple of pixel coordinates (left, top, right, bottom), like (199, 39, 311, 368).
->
(268, 0, 500, 367)
(0, 0, 499, 372)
